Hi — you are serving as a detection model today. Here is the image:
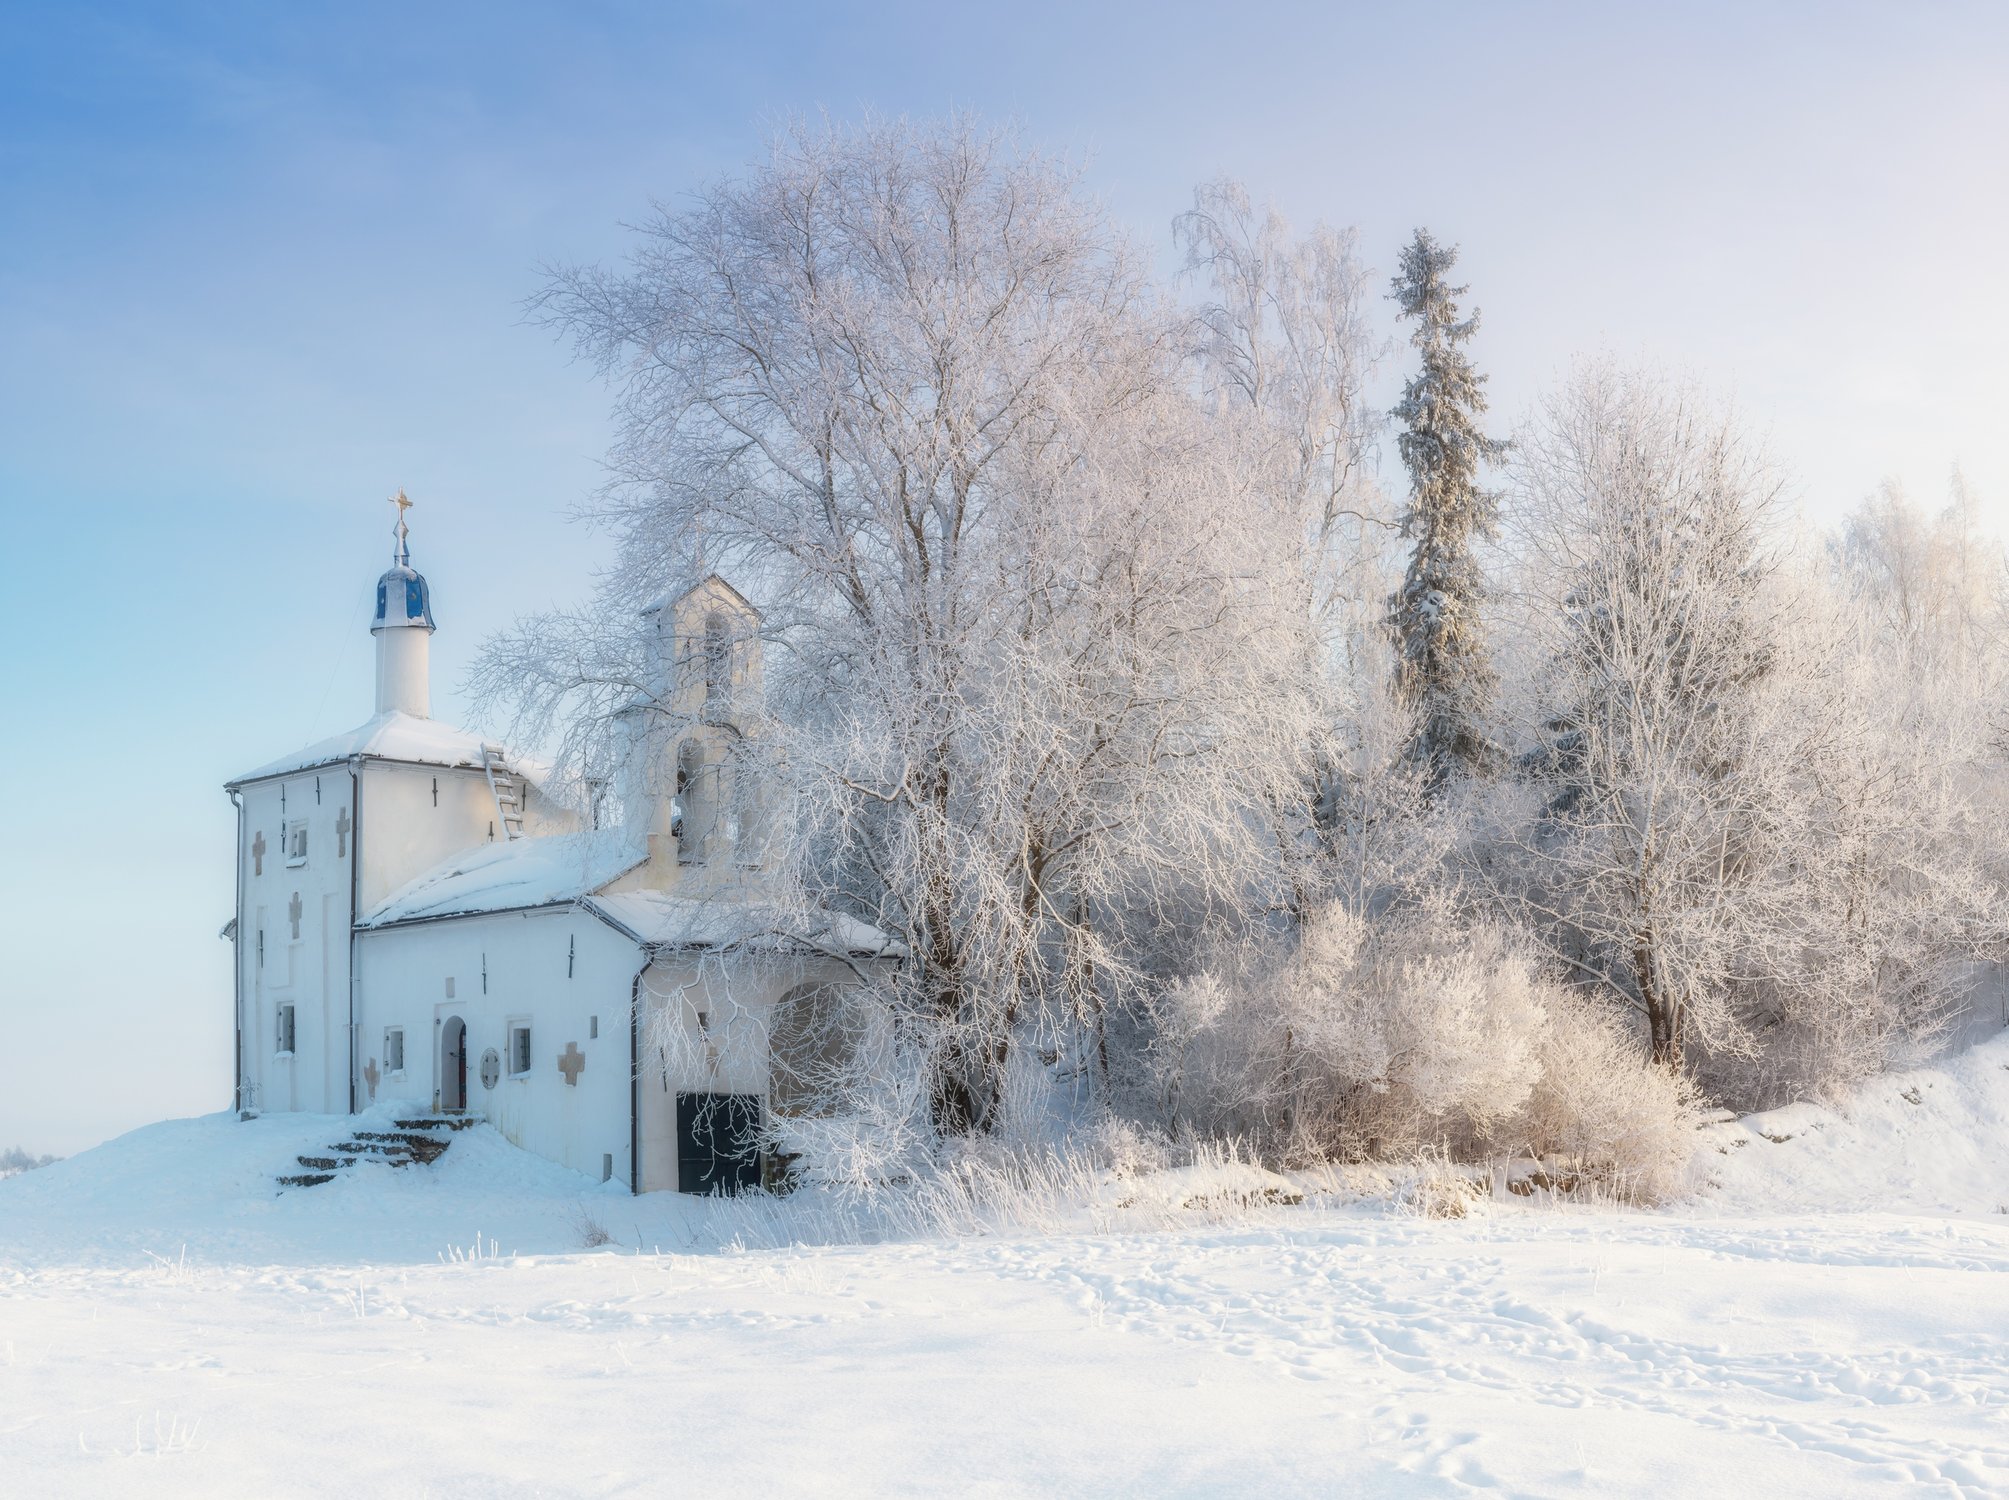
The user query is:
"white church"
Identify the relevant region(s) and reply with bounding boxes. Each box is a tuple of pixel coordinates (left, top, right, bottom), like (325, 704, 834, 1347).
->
(224, 501, 892, 1193)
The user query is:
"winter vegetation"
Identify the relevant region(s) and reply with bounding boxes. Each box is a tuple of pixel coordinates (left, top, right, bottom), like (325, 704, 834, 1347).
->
(478, 114, 2008, 1210)
(0, 1145, 61, 1180)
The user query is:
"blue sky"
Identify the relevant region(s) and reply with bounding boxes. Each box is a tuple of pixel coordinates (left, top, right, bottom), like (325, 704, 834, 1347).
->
(3, 1, 2005, 1155)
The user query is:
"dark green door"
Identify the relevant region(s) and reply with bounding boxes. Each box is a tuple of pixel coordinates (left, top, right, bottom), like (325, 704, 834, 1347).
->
(675, 1092, 762, 1195)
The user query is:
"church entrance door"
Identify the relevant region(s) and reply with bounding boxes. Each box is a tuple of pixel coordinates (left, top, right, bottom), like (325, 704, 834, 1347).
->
(440, 1016, 468, 1112)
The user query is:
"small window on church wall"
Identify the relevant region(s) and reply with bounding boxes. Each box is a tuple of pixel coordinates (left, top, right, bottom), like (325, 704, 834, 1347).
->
(276, 1003, 296, 1056)
(508, 1023, 532, 1077)
(384, 1028, 405, 1074)
(285, 822, 308, 867)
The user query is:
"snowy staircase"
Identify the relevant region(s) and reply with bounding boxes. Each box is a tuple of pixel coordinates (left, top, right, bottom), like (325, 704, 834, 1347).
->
(481, 743, 525, 841)
(275, 1116, 481, 1189)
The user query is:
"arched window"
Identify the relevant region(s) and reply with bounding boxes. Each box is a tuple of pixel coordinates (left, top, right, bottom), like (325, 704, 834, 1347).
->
(769, 982, 856, 1117)
(702, 612, 731, 709)
(726, 743, 764, 866)
(675, 741, 711, 864)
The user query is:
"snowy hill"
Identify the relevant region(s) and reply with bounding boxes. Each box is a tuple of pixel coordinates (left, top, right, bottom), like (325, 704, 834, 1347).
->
(1704, 1025, 2009, 1217)
(0, 1106, 643, 1270)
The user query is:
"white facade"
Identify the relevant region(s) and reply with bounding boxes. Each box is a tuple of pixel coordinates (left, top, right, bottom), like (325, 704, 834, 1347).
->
(224, 522, 894, 1191)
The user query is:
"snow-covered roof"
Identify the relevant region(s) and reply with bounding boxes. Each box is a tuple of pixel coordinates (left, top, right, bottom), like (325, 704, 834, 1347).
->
(362, 831, 646, 927)
(585, 891, 904, 958)
(228, 711, 507, 786)
(639, 572, 760, 620)
(359, 826, 903, 956)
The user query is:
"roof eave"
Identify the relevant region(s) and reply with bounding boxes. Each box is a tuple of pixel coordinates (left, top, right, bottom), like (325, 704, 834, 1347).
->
(224, 749, 487, 793)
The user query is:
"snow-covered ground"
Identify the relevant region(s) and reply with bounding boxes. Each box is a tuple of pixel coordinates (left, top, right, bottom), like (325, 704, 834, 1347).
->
(5, 1034, 2009, 1497)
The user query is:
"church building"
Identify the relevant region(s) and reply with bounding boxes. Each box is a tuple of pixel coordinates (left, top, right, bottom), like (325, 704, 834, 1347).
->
(224, 501, 892, 1192)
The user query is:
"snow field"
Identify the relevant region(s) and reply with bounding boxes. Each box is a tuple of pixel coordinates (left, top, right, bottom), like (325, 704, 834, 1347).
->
(6, 1209, 2008, 1497)
(4, 1030, 2009, 1497)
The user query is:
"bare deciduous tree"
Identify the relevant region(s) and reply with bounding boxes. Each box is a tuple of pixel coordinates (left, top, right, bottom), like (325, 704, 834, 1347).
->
(1501, 363, 1799, 1066)
(500, 117, 1328, 1135)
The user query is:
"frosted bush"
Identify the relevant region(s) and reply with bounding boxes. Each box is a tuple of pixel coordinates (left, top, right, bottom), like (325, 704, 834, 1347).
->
(1518, 990, 1701, 1204)
(1153, 902, 1702, 1199)
(1154, 904, 1553, 1162)
(1075, 1115, 1176, 1179)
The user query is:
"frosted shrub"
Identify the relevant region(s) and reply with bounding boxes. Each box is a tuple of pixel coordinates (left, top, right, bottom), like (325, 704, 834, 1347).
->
(1155, 903, 1702, 1199)
(1076, 1115, 1176, 1179)
(1519, 991, 1701, 1204)
(1154, 904, 1551, 1163)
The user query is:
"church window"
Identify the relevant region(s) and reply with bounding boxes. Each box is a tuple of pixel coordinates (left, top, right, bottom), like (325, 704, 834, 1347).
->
(286, 822, 308, 866)
(384, 1028, 405, 1074)
(676, 742, 712, 864)
(508, 1022, 532, 1078)
(728, 745, 764, 867)
(275, 1003, 296, 1056)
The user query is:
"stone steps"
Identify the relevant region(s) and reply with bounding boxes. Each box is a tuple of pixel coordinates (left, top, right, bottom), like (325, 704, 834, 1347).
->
(273, 1117, 473, 1191)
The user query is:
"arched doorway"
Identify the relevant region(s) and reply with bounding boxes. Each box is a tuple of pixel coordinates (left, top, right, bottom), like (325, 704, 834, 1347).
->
(769, 982, 855, 1118)
(440, 1015, 468, 1112)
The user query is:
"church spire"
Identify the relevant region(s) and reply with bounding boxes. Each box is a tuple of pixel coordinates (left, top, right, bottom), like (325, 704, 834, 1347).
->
(390, 488, 413, 567)
(371, 489, 435, 718)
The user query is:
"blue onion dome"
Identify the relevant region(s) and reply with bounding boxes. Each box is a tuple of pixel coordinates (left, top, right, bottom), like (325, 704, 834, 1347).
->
(373, 563, 434, 632)
(371, 492, 436, 632)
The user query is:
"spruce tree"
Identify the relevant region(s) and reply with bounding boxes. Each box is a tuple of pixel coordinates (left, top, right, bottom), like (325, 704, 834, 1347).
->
(1388, 229, 1504, 792)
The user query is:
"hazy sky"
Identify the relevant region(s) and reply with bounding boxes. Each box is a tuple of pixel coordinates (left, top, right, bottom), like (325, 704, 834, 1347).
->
(3, 1, 2005, 1155)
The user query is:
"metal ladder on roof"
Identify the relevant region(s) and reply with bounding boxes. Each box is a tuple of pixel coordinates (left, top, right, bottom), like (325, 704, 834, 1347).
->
(480, 743, 525, 841)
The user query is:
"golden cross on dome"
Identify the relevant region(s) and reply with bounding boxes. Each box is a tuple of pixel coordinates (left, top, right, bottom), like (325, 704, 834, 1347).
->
(388, 488, 413, 564)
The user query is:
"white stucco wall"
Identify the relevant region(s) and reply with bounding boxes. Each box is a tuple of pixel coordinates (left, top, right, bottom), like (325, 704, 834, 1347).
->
(355, 761, 509, 914)
(235, 768, 356, 1115)
(354, 908, 642, 1186)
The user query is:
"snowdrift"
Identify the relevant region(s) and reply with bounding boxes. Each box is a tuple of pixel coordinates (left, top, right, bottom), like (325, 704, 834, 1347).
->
(0, 1106, 631, 1270)
(1702, 1025, 2009, 1216)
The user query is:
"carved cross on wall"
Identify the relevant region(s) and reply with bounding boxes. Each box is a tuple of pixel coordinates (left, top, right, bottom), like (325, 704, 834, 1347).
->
(288, 892, 302, 940)
(557, 1042, 585, 1086)
(363, 1059, 380, 1099)
(335, 807, 351, 858)
(251, 831, 266, 877)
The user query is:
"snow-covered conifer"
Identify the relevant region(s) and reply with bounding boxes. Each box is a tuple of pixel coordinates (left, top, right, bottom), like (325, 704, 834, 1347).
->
(1387, 230, 1505, 793)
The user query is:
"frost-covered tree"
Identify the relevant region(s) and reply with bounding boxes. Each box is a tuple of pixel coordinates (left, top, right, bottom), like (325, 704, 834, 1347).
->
(1175, 179, 1387, 618)
(1834, 471, 2007, 677)
(1498, 381, 2008, 1092)
(1174, 181, 1402, 901)
(1387, 229, 1505, 793)
(1501, 364, 1798, 1068)
(489, 117, 1328, 1138)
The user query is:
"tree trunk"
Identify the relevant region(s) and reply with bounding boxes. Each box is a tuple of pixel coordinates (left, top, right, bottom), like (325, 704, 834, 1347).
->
(1635, 934, 1684, 1069)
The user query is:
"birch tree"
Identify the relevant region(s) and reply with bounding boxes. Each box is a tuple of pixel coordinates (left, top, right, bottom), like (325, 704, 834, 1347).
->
(1173, 181, 1413, 908)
